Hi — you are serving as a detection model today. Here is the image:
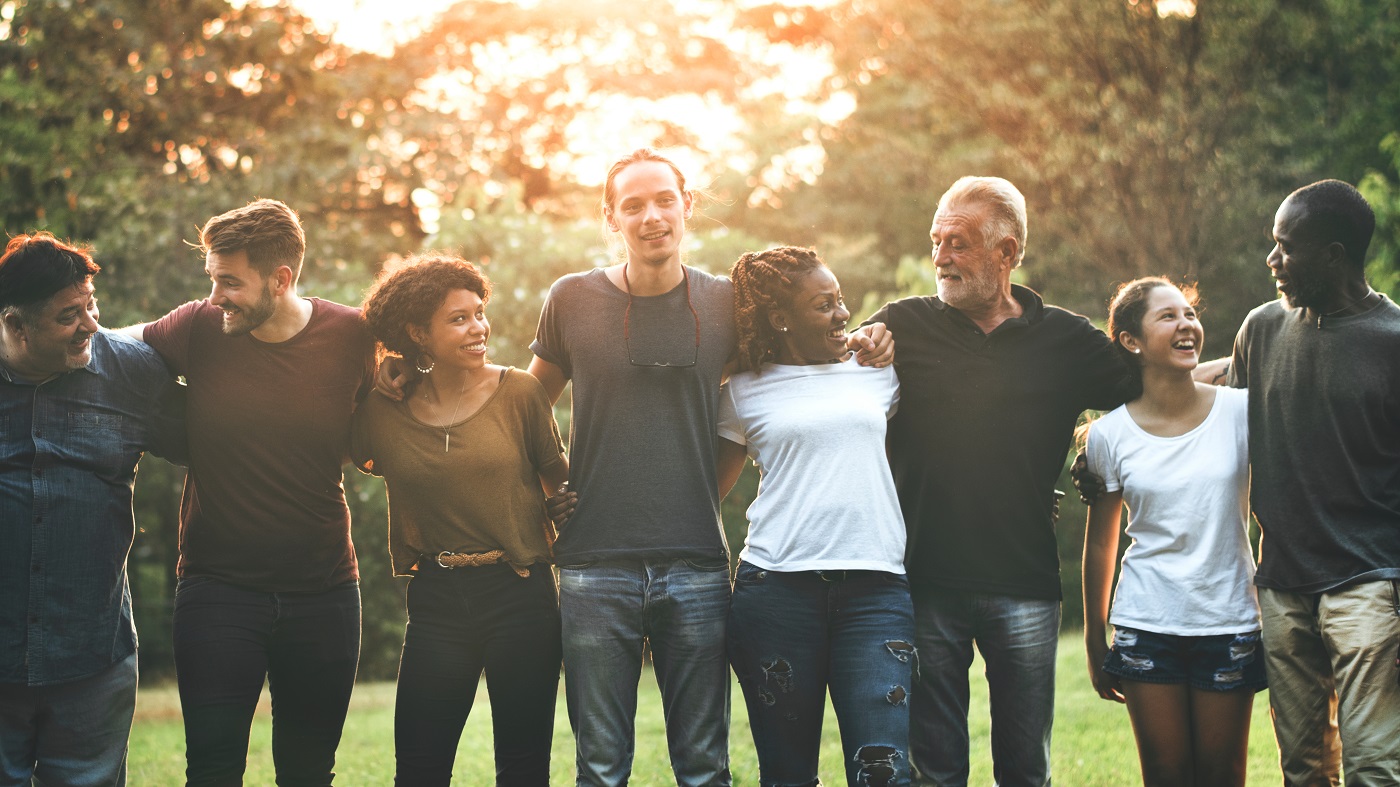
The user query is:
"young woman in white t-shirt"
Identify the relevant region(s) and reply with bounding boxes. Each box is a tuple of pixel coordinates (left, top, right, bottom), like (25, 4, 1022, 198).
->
(1082, 278, 1265, 787)
(717, 246, 912, 787)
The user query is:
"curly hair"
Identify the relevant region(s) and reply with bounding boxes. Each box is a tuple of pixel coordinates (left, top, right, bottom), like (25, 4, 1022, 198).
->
(729, 246, 826, 373)
(361, 253, 491, 362)
(1106, 276, 1200, 399)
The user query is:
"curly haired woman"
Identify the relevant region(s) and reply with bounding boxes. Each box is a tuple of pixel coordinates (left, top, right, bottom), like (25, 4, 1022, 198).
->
(352, 253, 570, 786)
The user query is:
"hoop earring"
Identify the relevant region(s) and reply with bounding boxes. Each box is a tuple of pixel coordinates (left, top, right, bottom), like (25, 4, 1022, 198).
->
(415, 353, 435, 374)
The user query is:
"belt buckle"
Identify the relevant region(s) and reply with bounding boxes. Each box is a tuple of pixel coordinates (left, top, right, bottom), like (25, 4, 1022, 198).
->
(436, 551, 456, 569)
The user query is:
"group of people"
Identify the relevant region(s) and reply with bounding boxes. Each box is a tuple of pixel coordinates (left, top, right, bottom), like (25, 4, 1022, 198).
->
(0, 145, 1395, 787)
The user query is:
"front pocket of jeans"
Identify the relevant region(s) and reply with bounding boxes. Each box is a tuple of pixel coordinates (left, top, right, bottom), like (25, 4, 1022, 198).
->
(681, 556, 731, 573)
(733, 562, 768, 586)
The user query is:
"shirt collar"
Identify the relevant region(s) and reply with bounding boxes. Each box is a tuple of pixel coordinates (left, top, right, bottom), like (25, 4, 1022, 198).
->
(931, 283, 1046, 331)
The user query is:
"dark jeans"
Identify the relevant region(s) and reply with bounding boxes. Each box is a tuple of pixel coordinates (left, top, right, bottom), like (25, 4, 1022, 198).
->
(910, 586, 1060, 787)
(394, 562, 561, 786)
(728, 562, 917, 787)
(172, 576, 361, 787)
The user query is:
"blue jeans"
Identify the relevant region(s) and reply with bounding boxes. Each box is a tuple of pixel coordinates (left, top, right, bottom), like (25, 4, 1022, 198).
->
(394, 562, 561, 786)
(0, 652, 137, 786)
(559, 558, 731, 786)
(173, 576, 361, 787)
(909, 587, 1059, 787)
(728, 562, 916, 787)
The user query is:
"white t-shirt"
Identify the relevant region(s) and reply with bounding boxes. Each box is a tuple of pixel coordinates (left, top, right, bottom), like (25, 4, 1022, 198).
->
(1086, 386, 1259, 635)
(718, 358, 904, 573)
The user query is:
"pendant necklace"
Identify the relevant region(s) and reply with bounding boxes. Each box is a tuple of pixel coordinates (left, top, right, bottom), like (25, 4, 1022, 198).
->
(432, 372, 471, 453)
(1316, 288, 1377, 328)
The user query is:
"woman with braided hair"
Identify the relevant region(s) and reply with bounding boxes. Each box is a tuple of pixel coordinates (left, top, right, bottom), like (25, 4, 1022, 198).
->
(718, 246, 914, 786)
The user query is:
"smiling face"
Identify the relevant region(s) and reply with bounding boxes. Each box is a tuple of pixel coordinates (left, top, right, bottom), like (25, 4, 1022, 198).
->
(1268, 197, 1341, 311)
(5, 280, 101, 378)
(605, 160, 693, 270)
(410, 288, 489, 372)
(1119, 284, 1202, 373)
(205, 250, 277, 335)
(770, 265, 850, 365)
(930, 201, 1010, 311)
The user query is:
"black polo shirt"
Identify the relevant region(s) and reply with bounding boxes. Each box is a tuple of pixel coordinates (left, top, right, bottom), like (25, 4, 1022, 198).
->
(869, 285, 1129, 599)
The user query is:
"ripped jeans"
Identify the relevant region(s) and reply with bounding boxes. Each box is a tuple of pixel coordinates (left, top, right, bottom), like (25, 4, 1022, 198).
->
(1100, 626, 1267, 692)
(728, 561, 916, 787)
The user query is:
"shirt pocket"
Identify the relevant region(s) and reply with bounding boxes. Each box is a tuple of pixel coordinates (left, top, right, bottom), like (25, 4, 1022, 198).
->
(65, 411, 126, 472)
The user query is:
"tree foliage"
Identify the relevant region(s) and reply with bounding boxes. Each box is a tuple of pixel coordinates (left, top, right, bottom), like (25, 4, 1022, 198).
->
(5, 0, 1398, 676)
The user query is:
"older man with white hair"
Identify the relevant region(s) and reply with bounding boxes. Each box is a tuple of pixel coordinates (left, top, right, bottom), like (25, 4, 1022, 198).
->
(868, 177, 1131, 786)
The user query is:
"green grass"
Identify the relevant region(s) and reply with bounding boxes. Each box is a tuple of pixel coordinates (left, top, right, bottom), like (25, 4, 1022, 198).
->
(129, 633, 1283, 785)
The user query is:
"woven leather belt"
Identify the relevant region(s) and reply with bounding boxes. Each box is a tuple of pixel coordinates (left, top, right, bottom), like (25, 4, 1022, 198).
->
(435, 550, 506, 569)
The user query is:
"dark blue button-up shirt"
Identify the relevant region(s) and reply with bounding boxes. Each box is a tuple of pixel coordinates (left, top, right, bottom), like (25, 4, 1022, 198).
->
(1, 329, 184, 686)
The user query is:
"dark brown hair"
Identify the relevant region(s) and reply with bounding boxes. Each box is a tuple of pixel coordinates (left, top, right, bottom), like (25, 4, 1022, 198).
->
(361, 253, 491, 361)
(199, 198, 305, 280)
(1107, 276, 1201, 396)
(729, 246, 826, 373)
(0, 232, 101, 324)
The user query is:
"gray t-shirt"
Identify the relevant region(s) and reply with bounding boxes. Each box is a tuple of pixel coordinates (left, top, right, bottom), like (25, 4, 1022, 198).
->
(1228, 295, 1400, 593)
(531, 266, 736, 564)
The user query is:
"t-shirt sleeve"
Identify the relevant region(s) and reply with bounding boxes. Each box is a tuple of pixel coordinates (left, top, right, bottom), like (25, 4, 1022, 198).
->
(1227, 319, 1249, 389)
(529, 281, 571, 378)
(141, 300, 203, 377)
(883, 364, 900, 419)
(523, 375, 567, 478)
(716, 382, 746, 445)
(348, 404, 378, 476)
(1084, 418, 1122, 494)
(146, 377, 189, 465)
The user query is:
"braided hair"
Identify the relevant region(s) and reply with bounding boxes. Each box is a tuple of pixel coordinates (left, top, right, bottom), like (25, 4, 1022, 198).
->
(729, 246, 826, 373)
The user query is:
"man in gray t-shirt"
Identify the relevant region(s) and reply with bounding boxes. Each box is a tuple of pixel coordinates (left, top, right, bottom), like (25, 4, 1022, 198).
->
(1228, 180, 1400, 785)
(529, 150, 736, 786)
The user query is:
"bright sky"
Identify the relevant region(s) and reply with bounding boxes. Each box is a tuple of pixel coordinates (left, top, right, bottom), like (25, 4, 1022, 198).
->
(289, 0, 449, 55)
(282, 0, 848, 211)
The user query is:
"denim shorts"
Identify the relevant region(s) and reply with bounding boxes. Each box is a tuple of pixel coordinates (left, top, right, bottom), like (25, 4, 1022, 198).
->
(1102, 625, 1267, 693)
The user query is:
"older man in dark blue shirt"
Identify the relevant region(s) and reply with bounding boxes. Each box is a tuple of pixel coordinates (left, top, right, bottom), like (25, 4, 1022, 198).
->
(0, 233, 183, 786)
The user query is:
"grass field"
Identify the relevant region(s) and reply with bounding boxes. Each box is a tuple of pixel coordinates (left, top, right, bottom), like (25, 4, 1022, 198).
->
(128, 633, 1283, 785)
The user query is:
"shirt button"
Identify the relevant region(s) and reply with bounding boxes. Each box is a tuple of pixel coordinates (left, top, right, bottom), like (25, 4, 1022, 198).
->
(33, 468, 42, 477)
(31, 564, 41, 572)
(28, 616, 39, 624)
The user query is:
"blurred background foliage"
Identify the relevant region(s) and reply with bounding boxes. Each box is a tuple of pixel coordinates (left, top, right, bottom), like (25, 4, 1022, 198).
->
(3, 0, 1398, 679)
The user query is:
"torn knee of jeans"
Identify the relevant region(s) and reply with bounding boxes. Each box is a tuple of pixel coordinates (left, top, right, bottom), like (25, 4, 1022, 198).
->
(885, 639, 919, 681)
(1228, 633, 1258, 661)
(886, 684, 907, 706)
(853, 744, 901, 787)
(758, 656, 794, 705)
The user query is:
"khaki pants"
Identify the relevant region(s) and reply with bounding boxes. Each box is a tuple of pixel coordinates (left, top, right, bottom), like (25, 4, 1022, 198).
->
(1260, 581, 1400, 786)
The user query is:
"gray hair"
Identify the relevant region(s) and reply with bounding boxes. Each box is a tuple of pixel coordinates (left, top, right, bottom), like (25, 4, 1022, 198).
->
(936, 176, 1028, 267)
